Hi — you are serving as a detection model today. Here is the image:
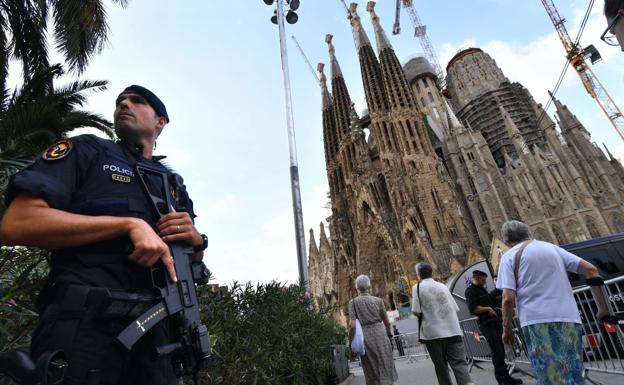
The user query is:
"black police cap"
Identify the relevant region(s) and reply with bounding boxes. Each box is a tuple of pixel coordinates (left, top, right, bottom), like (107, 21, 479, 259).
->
(472, 270, 488, 278)
(120, 85, 170, 123)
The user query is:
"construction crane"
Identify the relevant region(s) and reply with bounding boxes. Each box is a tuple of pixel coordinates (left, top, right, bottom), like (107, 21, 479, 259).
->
(291, 35, 319, 85)
(393, 0, 445, 88)
(338, 0, 350, 18)
(392, 0, 401, 35)
(541, 0, 624, 142)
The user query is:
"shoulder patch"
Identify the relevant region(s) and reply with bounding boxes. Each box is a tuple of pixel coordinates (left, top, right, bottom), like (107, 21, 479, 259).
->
(42, 140, 73, 161)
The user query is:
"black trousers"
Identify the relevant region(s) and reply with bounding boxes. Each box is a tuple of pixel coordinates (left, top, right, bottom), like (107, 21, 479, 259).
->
(393, 336, 405, 356)
(480, 322, 509, 382)
(31, 304, 179, 385)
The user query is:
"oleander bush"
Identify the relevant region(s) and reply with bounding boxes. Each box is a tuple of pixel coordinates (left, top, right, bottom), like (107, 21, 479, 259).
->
(199, 281, 346, 385)
(0, 246, 49, 351)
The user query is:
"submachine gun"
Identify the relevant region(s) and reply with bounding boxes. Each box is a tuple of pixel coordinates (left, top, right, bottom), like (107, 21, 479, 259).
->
(116, 163, 213, 384)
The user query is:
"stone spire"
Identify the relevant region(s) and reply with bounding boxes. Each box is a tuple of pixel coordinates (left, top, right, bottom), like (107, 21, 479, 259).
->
(318, 62, 332, 111)
(603, 143, 616, 161)
(348, 2, 371, 50)
(349, 2, 388, 114)
(319, 222, 331, 250)
(326, 34, 354, 141)
(528, 96, 557, 133)
(366, 1, 392, 51)
(498, 103, 530, 161)
(309, 228, 319, 255)
(366, 0, 417, 111)
(318, 63, 338, 162)
(318, 62, 341, 198)
(326, 34, 343, 79)
(550, 91, 590, 136)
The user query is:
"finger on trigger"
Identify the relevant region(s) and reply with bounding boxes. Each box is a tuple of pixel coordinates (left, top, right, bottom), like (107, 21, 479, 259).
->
(165, 254, 178, 282)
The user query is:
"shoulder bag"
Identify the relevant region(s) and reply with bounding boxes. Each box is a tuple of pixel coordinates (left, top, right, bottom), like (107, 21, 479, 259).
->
(350, 298, 366, 356)
(513, 240, 533, 288)
(416, 283, 425, 343)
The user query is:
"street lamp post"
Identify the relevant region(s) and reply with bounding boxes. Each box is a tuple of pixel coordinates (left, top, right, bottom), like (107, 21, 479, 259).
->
(262, 0, 308, 288)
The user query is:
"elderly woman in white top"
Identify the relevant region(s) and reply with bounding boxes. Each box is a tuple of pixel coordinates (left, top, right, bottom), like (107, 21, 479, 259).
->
(412, 262, 473, 385)
(497, 220, 612, 385)
(348, 275, 397, 385)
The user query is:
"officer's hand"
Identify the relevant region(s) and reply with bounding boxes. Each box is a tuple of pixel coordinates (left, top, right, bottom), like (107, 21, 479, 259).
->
(157, 208, 202, 248)
(127, 218, 177, 282)
(488, 307, 498, 317)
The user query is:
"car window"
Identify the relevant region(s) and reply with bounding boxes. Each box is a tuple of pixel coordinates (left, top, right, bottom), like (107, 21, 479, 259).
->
(564, 241, 624, 287)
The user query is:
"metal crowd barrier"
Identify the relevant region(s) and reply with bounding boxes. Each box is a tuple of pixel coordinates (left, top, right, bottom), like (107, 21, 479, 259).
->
(459, 317, 492, 371)
(459, 275, 624, 384)
(570, 275, 624, 383)
(391, 332, 429, 363)
(460, 316, 536, 377)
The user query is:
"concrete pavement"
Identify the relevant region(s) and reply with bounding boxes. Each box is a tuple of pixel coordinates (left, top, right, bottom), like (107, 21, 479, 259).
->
(344, 357, 622, 385)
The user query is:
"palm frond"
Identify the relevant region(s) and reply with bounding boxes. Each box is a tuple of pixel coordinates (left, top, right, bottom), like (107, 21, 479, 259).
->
(4, 0, 49, 80)
(0, 64, 113, 158)
(51, 0, 108, 74)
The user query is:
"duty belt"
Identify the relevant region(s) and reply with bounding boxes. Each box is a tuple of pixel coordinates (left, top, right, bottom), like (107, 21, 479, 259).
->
(52, 284, 158, 320)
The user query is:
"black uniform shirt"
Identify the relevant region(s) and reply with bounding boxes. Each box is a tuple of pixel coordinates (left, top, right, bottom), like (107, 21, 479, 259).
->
(5, 134, 196, 290)
(465, 283, 500, 326)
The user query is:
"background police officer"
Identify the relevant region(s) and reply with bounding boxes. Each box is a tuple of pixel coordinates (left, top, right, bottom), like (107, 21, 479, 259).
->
(465, 270, 522, 385)
(0, 85, 208, 385)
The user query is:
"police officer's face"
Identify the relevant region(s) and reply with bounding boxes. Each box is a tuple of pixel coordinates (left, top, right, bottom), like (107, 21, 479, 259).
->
(473, 275, 486, 286)
(114, 93, 165, 140)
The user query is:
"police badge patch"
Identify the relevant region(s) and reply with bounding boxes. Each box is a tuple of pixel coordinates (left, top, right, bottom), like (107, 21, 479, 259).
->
(42, 140, 73, 161)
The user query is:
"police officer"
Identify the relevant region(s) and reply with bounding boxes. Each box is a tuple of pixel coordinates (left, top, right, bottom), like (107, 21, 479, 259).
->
(465, 270, 522, 385)
(602, 0, 624, 50)
(0, 85, 208, 385)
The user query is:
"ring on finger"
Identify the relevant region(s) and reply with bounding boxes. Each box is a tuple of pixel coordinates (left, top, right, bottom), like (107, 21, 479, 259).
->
(177, 225, 181, 233)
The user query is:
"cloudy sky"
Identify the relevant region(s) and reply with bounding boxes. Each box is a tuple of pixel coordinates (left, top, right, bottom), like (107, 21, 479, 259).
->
(24, 0, 624, 286)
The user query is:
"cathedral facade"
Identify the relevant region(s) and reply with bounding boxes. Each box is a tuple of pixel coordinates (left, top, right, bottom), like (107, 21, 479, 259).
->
(308, 2, 624, 324)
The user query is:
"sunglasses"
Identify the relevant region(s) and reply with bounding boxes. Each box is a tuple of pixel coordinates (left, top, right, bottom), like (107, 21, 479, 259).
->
(601, 9, 624, 46)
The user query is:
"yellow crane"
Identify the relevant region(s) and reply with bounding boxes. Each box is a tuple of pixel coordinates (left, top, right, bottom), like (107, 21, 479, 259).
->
(541, 0, 624, 142)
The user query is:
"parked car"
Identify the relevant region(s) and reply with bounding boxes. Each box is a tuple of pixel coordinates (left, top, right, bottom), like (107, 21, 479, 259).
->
(563, 232, 624, 288)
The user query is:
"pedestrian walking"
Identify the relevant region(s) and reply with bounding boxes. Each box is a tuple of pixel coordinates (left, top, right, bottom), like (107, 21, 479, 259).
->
(497, 220, 614, 385)
(412, 263, 474, 385)
(348, 275, 398, 385)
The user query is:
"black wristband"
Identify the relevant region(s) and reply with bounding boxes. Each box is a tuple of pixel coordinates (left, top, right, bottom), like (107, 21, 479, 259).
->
(586, 277, 605, 286)
(193, 234, 208, 252)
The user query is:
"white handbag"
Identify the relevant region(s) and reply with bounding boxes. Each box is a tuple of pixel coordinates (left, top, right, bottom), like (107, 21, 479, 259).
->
(351, 300, 366, 356)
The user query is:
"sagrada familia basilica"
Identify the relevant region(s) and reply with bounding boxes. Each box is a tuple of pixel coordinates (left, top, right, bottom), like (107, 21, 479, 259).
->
(307, 3, 624, 323)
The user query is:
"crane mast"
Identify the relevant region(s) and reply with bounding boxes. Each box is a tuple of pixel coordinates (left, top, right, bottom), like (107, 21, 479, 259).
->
(291, 35, 320, 84)
(392, 0, 401, 35)
(400, 0, 445, 87)
(541, 0, 624, 142)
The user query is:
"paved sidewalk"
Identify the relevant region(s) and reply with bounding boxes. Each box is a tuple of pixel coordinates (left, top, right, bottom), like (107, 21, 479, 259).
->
(345, 358, 622, 385)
